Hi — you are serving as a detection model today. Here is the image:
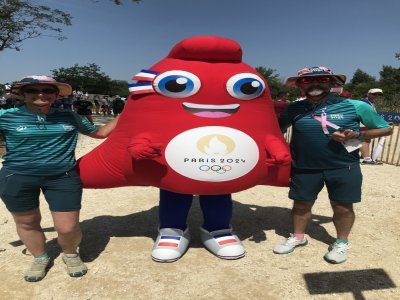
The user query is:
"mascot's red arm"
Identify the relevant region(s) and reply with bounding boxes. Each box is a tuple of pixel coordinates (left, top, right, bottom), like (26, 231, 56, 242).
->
(264, 133, 291, 166)
(128, 133, 163, 160)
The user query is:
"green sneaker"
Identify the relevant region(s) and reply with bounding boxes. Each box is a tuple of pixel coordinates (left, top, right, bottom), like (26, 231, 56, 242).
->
(62, 253, 88, 277)
(24, 257, 52, 282)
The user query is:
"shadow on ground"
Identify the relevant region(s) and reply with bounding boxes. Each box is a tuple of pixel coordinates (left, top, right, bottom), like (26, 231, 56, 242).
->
(15, 198, 335, 262)
(304, 268, 396, 300)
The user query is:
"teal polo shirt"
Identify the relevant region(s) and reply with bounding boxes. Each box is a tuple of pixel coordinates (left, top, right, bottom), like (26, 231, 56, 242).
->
(279, 96, 391, 169)
(0, 106, 97, 176)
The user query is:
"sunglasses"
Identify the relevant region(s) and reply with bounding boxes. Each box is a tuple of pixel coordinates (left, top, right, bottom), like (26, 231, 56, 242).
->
(297, 77, 333, 84)
(371, 93, 383, 96)
(23, 88, 58, 95)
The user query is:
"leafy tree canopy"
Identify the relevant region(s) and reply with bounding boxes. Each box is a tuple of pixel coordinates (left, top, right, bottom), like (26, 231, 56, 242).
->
(0, 0, 142, 52)
(255, 66, 301, 100)
(52, 63, 110, 94)
(343, 59, 400, 112)
(255, 66, 285, 99)
(109, 80, 129, 97)
(0, 0, 72, 52)
(350, 69, 376, 85)
(51, 63, 128, 96)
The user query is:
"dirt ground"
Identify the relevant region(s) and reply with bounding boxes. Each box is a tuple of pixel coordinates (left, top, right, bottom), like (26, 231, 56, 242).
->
(0, 116, 399, 300)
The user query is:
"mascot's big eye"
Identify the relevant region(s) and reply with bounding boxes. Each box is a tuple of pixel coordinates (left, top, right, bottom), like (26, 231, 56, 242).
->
(226, 73, 265, 100)
(153, 70, 201, 98)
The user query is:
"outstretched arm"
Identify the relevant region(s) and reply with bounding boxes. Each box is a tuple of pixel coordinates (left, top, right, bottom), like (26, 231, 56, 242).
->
(89, 115, 121, 139)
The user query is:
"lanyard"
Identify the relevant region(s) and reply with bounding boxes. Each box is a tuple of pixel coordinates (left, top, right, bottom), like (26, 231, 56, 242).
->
(312, 108, 342, 135)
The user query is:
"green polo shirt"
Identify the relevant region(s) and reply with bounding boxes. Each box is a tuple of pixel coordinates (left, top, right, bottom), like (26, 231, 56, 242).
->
(279, 96, 390, 169)
(0, 106, 97, 176)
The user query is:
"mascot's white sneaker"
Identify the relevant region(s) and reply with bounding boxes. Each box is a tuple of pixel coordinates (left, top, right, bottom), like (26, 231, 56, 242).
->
(151, 228, 190, 262)
(200, 227, 245, 260)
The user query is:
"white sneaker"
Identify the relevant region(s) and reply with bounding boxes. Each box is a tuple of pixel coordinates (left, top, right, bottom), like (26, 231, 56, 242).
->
(200, 227, 245, 260)
(273, 234, 308, 254)
(151, 228, 190, 263)
(324, 242, 350, 264)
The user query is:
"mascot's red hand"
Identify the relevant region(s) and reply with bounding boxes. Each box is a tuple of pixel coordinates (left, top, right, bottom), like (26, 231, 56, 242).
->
(265, 152, 291, 166)
(264, 134, 291, 166)
(128, 134, 163, 160)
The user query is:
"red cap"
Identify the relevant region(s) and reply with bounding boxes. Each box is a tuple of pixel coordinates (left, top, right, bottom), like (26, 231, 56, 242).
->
(168, 36, 242, 63)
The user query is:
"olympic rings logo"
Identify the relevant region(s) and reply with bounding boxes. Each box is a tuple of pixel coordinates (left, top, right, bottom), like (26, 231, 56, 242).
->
(199, 165, 232, 174)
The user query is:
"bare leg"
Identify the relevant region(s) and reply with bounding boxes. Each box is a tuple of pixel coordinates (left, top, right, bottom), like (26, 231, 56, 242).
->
(51, 211, 82, 254)
(292, 201, 314, 233)
(12, 209, 46, 256)
(330, 201, 355, 240)
(360, 141, 371, 160)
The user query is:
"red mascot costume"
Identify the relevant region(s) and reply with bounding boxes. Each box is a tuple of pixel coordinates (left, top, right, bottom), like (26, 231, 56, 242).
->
(78, 36, 290, 193)
(77, 36, 291, 262)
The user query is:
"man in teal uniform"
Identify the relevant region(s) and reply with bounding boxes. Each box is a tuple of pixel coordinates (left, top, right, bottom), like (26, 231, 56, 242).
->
(273, 67, 392, 263)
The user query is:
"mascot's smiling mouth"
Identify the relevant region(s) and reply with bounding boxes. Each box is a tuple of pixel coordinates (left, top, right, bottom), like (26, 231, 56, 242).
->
(182, 102, 240, 118)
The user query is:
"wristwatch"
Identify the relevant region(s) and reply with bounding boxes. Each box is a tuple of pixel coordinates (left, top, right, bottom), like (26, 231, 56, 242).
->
(355, 131, 365, 141)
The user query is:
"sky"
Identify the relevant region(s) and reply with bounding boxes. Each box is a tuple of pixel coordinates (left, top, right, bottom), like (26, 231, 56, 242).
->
(1, 0, 400, 85)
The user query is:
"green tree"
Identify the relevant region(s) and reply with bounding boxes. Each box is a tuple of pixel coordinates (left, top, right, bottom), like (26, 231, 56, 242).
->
(51, 63, 112, 94)
(344, 69, 377, 99)
(255, 66, 286, 99)
(255, 66, 301, 100)
(0, 0, 72, 52)
(0, 0, 142, 52)
(378, 65, 400, 112)
(350, 69, 376, 85)
(109, 80, 129, 97)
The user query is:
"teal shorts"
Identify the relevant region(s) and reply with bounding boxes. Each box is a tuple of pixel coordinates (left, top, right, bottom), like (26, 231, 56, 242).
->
(0, 168, 83, 212)
(289, 164, 362, 203)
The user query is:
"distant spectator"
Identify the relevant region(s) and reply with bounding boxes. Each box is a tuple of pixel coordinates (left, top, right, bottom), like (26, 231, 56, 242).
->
(0, 96, 7, 109)
(6, 97, 16, 108)
(51, 98, 63, 109)
(105, 96, 113, 116)
(101, 96, 110, 116)
(73, 98, 94, 124)
(93, 95, 101, 115)
(359, 88, 384, 165)
(339, 90, 353, 98)
(61, 95, 73, 110)
(112, 96, 125, 118)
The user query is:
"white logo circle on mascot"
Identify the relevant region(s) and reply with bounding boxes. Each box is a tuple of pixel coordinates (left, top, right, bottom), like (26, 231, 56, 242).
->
(165, 126, 259, 182)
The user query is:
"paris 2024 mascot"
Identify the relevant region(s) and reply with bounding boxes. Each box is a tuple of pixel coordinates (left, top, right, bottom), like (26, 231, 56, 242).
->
(77, 36, 291, 194)
(77, 36, 291, 262)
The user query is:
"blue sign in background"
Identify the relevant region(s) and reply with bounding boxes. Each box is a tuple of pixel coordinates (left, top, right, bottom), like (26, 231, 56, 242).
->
(379, 112, 400, 124)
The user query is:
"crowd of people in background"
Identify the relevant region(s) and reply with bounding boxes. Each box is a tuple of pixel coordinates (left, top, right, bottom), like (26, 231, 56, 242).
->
(0, 85, 126, 120)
